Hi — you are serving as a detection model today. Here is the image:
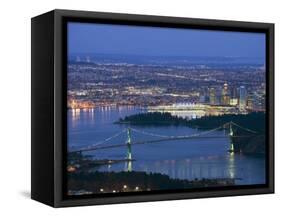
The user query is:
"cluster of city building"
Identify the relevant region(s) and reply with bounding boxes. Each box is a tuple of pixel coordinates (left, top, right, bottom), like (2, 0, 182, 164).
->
(199, 83, 265, 111)
(67, 60, 266, 113)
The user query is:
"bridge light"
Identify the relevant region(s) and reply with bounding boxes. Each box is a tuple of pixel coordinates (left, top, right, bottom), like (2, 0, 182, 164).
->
(123, 185, 127, 189)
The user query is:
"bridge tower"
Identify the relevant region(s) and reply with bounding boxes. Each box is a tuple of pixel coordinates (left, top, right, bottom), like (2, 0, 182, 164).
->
(229, 122, 235, 153)
(126, 128, 132, 161)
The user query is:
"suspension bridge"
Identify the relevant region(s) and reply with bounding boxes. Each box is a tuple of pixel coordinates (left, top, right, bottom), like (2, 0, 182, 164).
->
(69, 121, 258, 162)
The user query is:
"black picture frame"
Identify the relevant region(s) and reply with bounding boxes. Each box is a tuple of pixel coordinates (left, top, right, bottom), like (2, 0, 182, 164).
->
(31, 9, 274, 207)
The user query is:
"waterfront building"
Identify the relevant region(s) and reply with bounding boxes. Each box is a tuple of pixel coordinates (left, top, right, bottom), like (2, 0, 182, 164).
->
(199, 95, 206, 103)
(252, 93, 266, 111)
(221, 83, 230, 105)
(239, 86, 247, 110)
(209, 88, 216, 105)
(247, 95, 254, 110)
(230, 98, 238, 106)
(199, 87, 209, 104)
(215, 87, 222, 105)
(230, 86, 239, 99)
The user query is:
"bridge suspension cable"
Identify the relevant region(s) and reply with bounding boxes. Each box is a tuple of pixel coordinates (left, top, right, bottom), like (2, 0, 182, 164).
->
(230, 121, 258, 134)
(130, 124, 226, 139)
(70, 121, 258, 153)
(72, 128, 126, 152)
(130, 128, 173, 138)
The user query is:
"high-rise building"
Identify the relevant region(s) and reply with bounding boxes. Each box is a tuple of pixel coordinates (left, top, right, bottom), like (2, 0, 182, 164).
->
(252, 93, 265, 111)
(209, 88, 216, 105)
(199, 88, 208, 104)
(228, 86, 238, 106)
(239, 86, 247, 110)
(230, 86, 239, 99)
(199, 95, 206, 103)
(247, 95, 254, 110)
(221, 83, 230, 105)
(215, 87, 222, 105)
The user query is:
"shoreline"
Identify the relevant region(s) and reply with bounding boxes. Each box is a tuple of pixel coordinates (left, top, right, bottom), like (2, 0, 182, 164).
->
(68, 170, 238, 195)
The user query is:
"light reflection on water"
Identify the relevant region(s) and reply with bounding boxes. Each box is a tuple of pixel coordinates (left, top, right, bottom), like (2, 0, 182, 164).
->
(68, 106, 266, 185)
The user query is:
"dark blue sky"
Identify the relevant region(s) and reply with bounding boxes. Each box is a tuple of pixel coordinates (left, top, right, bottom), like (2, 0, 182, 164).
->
(68, 22, 265, 58)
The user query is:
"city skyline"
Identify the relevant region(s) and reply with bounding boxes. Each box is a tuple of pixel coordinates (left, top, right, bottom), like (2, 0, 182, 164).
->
(67, 54, 266, 113)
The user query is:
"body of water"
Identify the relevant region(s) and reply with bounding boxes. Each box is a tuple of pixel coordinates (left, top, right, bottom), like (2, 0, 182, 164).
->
(68, 106, 266, 185)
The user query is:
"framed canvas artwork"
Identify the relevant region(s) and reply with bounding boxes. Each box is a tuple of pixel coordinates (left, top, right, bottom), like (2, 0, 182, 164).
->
(31, 9, 274, 207)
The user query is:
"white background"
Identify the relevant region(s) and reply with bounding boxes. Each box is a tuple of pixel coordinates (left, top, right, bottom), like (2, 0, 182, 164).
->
(0, 0, 279, 216)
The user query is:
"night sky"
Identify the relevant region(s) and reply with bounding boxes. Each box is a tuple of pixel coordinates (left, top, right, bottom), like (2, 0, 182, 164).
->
(68, 22, 265, 58)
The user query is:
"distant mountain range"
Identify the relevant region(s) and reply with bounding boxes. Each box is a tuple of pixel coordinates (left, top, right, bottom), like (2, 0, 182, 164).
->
(68, 53, 265, 67)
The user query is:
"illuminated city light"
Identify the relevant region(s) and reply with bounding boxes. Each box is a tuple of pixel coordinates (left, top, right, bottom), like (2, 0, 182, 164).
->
(66, 52, 266, 195)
